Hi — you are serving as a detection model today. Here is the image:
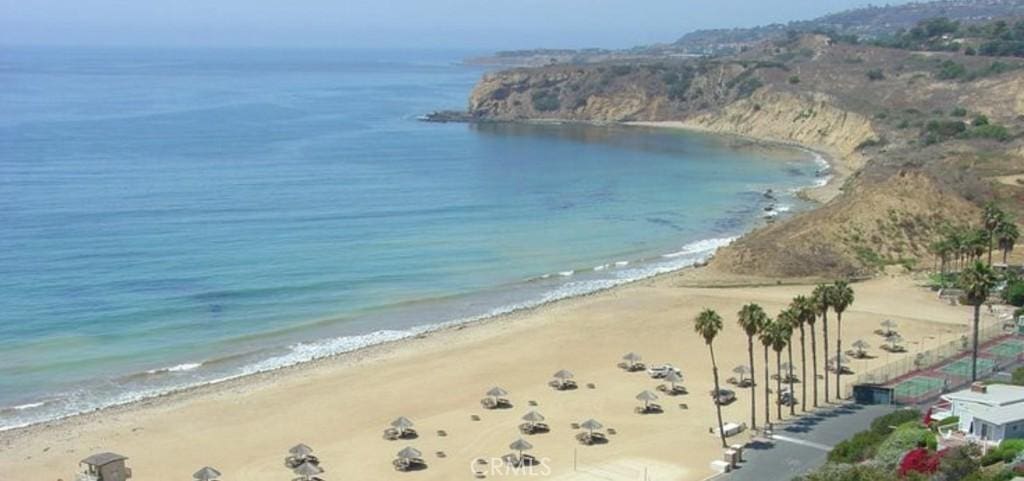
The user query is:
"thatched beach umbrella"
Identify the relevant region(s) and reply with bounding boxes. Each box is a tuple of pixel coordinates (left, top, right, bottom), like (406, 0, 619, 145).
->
(636, 390, 658, 410)
(509, 438, 533, 461)
(881, 319, 898, 336)
(553, 369, 574, 388)
(289, 443, 314, 458)
(580, 419, 603, 435)
(192, 467, 222, 481)
(622, 352, 642, 368)
(487, 387, 508, 400)
(397, 446, 422, 460)
(886, 333, 904, 349)
(853, 339, 870, 357)
(391, 416, 415, 435)
(732, 365, 751, 382)
(294, 461, 324, 480)
(522, 410, 545, 426)
(664, 370, 683, 390)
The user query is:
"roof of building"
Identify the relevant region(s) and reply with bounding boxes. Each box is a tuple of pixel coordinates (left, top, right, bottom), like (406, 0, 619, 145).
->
(942, 384, 1024, 407)
(81, 452, 128, 466)
(970, 403, 1024, 426)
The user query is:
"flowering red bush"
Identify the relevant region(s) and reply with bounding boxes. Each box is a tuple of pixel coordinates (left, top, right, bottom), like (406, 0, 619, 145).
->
(899, 448, 942, 477)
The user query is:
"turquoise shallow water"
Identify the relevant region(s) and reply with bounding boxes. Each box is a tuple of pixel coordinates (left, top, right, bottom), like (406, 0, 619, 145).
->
(0, 47, 823, 430)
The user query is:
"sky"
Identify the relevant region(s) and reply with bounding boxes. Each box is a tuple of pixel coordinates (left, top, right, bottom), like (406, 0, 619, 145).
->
(0, 0, 912, 50)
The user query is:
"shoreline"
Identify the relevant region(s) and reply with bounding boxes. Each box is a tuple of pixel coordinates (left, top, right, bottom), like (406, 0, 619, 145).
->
(0, 123, 828, 436)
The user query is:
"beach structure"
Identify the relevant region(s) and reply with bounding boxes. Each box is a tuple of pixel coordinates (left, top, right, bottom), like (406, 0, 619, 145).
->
(618, 352, 645, 372)
(851, 339, 871, 358)
(393, 446, 426, 472)
(549, 369, 577, 390)
(730, 365, 752, 386)
(76, 453, 132, 481)
(882, 333, 906, 352)
(519, 410, 549, 435)
(635, 390, 662, 414)
(505, 438, 535, 467)
(286, 443, 319, 468)
(576, 419, 607, 445)
(384, 416, 416, 440)
(879, 319, 898, 337)
(481, 386, 511, 409)
(932, 384, 1024, 445)
(192, 466, 222, 481)
(658, 370, 687, 394)
(293, 461, 325, 481)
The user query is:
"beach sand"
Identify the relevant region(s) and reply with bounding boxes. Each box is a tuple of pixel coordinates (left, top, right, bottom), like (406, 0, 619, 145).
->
(0, 271, 989, 481)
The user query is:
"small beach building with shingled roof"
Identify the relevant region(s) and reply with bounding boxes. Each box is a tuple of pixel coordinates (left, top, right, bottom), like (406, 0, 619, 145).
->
(77, 452, 131, 481)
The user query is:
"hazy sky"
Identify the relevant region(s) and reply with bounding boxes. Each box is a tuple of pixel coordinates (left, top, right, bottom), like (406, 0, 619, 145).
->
(1, 0, 911, 50)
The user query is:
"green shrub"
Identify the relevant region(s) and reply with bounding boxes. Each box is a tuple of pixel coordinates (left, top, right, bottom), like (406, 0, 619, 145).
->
(1006, 280, 1024, 307)
(788, 75, 801, 84)
(875, 424, 935, 468)
(971, 124, 1011, 142)
(951, 107, 968, 117)
(530, 90, 560, 112)
(937, 60, 967, 80)
(981, 439, 1024, 466)
(973, 115, 990, 126)
(734, 77, 764, 99)
(870, 409, 923, 435)
(829, 430, 886, 463)
(867, 69, 885, 80)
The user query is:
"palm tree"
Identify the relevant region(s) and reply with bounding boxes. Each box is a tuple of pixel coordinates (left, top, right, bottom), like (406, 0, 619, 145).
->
(930, 238, 952, 287)
(983, 202, 1006, 266)
(777, 309, 798, 416)
(959, 262, 997, 382)
(791, 295, 815, 411)
(695, 308, 728, 448)
(996, 221, 1019, 264)
(767, 320, 790, 420)
(802, 295, 820, 408)
(812, 284, 833, 404)
(758, 318, 775, 425)
(737, 303, 768, 430)
(830, 281, 855, 400)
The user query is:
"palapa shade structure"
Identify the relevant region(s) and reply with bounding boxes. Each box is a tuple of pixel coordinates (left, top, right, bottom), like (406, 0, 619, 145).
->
(509, 438, 533, 454)
(580, 418, 603, 434)
(289, 443, 314, 458)
(636, 390, 658, 406)
(193, 466, 222, 481)
(553, 369, 574, 380)
(522, 410, 545, 425)
(294, 461, 324, 478)
(391, 416, 415, 433)
(397, 446, 423, 460)
(880, 319, 898, 335)
(732, 365, 751, 381)
(852, 339, 870, 356)
(622, 352, 642, 366)
(486, 387, 509, 399)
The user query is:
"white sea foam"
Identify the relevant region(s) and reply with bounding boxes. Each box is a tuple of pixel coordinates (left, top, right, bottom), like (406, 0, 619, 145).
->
(593, 264, 609, 271)
(558, 270, 574, 277)
(147, 362, 203, 374)
(0, 235, 739, 433)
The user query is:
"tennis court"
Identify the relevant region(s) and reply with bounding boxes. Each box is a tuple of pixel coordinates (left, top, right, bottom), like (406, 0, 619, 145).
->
(893, 375, 945, 403)
(939, 357, 996, 379)
(986, 338, 1024, 359)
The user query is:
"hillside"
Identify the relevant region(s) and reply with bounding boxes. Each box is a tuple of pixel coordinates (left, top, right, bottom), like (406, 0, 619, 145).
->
(460, 34, 1024, 278)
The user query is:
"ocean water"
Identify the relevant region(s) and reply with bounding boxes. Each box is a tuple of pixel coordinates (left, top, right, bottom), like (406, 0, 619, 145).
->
(0, 47, 824, 430)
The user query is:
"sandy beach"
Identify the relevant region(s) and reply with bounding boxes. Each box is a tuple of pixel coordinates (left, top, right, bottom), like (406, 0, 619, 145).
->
(0, 269, 988, 481)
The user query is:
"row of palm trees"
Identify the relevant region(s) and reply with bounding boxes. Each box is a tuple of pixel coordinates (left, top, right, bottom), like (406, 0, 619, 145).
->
(930, 203, 1019, 280)
(695, 281, 854, 448)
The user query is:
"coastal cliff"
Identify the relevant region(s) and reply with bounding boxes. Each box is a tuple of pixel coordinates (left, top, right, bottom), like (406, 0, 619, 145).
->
(464, 35, 1024, 278)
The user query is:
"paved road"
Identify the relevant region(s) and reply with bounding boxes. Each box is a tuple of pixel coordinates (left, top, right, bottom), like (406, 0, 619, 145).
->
(723, 403, 899, 481)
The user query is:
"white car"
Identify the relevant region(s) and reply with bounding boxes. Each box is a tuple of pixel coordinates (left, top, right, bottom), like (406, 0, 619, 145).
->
(646, 364, 682, 379)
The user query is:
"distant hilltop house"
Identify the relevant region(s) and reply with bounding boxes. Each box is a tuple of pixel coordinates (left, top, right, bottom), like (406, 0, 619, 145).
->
(932, 383, 1024, 446)
(76, 452, 132, 481)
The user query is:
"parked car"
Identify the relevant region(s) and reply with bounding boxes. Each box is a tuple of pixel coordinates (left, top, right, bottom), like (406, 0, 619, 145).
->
(711, 388, 736, 405)
(778, 390, 797, 406)
(647, 364, 682, 379)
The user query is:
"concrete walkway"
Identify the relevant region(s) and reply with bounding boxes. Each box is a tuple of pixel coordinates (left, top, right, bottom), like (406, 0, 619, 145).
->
(723, 403, 899, 481)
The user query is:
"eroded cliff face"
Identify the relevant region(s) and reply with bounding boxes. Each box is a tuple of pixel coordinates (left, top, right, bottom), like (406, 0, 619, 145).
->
(462, 41, 1024, 278)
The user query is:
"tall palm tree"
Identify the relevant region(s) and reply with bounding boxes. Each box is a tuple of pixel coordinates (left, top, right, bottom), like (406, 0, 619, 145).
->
(695, 308, 728, 448)
(996, 221, 1019, 264)
(983, 202, 1006, 266)
(959, 262, 997, 382)
(777, 309, 798, 416)
(758, 318, 775, 425)
(812, 284, 833, 404)
(803, 295, 820, 407)
(767, 320, 790, 420)
(791, 295, 815, 411)
(830, 281, 855, 400)
(737, 303, 768, 430)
